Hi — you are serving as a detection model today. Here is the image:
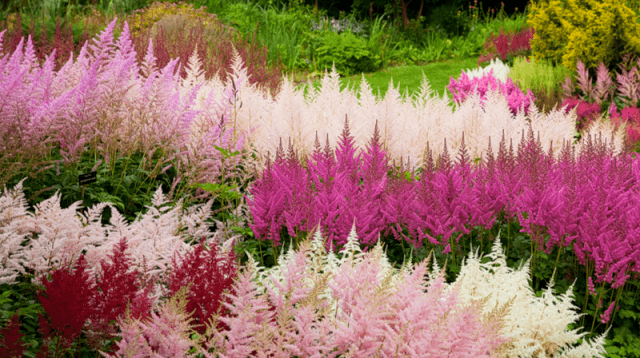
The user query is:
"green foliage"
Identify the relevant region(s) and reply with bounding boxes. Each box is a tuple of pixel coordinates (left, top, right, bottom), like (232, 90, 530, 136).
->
(6, 149, 185, 224)
(527, 0, 640, 74)
(508, 55, 572, 96)
(425, 0, 471, 38)
(315, 30, 381, 76)
(0, 281, 46, 357)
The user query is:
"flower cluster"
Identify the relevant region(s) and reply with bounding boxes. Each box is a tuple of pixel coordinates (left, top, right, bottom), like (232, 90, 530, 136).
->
(249, 123, 640, 291)
(447, 71, 537, 116)
(460, 57, 511, 82)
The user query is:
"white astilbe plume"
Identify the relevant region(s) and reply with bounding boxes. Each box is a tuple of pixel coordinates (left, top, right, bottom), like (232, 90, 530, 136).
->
(450, 232, 609, 358)
(461, 58, 511, 83)
(0, 181, 219, 298)
(229, 65, 625, 172)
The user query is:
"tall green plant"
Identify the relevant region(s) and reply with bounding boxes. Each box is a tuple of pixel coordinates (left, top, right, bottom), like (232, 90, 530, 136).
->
(508, 55, 571, 96)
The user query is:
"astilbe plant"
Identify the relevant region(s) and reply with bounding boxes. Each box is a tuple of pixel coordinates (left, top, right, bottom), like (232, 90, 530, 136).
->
(129, 227, 611, 357)
(0, 181, 223, 295)
(447, 71, 537, 116)
(248, 125, 640, 301)
(167, 240, 238, 334)
(37, 255, 95, 356)
(130, 13, 284, 97)
(561, 56, 640, 145)
(0, 312, 26, 358)
(478, 26, 535, 67)
(87, 237, 154, 351)
(461, 57, 511, 82)
(104, 286, 199, 358)
(0, 19, 247, 190)
(248, 119, 389, 249)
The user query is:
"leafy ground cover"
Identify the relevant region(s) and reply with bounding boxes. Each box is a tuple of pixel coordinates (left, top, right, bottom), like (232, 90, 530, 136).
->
(2, 0, 640, 357)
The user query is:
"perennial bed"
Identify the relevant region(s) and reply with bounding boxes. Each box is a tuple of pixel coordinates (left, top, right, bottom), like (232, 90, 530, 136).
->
(1, 7, 640, 358)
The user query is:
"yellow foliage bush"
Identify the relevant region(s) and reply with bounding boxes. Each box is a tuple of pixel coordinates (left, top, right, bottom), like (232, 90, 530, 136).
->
(527, 0, 640, 74)
(126, 1, 229, 38)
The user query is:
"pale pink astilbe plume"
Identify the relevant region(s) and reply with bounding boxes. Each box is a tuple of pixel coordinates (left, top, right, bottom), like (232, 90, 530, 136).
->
(450, 233, 610, 358)
(86, 186, 216, 293)
(379, 259, 508, 357)
(593, 62, 615, 106)
(574, 59, 595, 103)
(17, 191, 104, 280)
(0, 179, 30, 284)
(103, 287, 198, 358)
(210, 264, 275, 358)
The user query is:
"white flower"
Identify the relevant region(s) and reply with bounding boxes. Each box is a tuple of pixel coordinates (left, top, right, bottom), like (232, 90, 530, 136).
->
(460, 57, 511, 83)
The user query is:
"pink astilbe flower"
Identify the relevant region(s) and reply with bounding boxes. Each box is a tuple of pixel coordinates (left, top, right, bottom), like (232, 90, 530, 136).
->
(609, 105, 640, 143)
(600, 301, 617, 324)
(104, 287, 198, 358)
(447, 71, 536, 116)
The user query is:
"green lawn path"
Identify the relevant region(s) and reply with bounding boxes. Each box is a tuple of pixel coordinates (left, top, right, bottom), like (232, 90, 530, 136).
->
(295, 56, 480, 103)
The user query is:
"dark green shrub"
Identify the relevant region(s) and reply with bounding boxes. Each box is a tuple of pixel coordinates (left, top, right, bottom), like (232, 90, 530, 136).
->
(425, 0, 470, 38)
(315, 30, 381, 76)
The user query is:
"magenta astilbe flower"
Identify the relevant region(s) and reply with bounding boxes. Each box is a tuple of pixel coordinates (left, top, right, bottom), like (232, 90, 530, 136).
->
(600, 301, 617, 324)
(447, 71, 536, 116)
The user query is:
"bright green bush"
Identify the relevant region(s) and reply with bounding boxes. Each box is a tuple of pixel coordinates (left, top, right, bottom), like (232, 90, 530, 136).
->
(315, 30, 382, 76)
(527, 0, 640, 74)
(508, 55, 571, 96)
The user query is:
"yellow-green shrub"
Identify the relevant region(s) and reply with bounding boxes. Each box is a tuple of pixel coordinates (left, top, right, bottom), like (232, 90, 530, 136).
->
(126, 1, 228, 38)
(526, 0, 640, 74)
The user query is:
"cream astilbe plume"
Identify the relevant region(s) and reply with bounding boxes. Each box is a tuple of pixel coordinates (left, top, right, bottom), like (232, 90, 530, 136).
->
(450, 233, 609, 358)
(227, 65, 625, 172)
(0, 179, 30, 284)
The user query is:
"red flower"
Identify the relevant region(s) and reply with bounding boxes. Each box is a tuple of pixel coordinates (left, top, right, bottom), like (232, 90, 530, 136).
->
(0, 312, 26, 358)
(168, 240, 238, 334)
(38, 255, 96, 349)
(89, 237, 153, 347)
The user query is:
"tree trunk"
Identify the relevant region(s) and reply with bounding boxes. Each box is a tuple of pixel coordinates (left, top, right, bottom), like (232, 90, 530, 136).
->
(370, 2, 374, 21)
(400, 0, 413, 29)
(414, 0, 424, 30)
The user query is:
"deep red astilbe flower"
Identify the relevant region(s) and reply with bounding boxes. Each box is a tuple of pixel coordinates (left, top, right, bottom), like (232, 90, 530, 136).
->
(168, 240, 238, 334)
(38, 255, 95, 349)
(90, 237, 153, 347)
(0, 312, 26, 358)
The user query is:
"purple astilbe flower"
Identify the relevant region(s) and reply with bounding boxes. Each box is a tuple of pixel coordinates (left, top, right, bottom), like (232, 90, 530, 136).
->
(281, 139, 312, 240)
(382, 157, 418, 246)
(600, 301, 617, 324)
(247, 154, 289, 246)
(346, 122, 389, 246)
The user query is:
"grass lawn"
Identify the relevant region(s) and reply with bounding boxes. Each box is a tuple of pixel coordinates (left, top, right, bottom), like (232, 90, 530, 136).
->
(293, 56, 481, 102)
